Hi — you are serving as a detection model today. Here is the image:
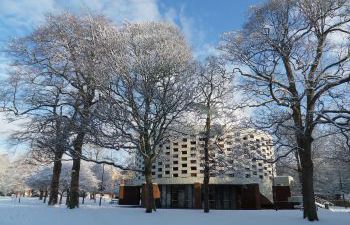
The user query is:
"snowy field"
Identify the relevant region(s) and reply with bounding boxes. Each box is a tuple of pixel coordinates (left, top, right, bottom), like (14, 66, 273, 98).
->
(0, 197, 349, 225)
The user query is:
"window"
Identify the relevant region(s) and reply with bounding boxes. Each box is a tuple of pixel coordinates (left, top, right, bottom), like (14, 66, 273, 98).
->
(191, 173, 197, 177)
(152, 172, 155, 175)
(173, 174, 178, 177)
(190, 147, 196, 150)
(173, 167, 178, 171)
(190, 141, 196, 145)
(191, 166, 197, 170)
(173, 154, 178, 158)
(182, 151, 187, 154)
(182, 145, 187, 148)
(165, 164, 170, 168)
(182, 138, 187, 142)
(259, 175, 263, 179)
(152, 165, 156, 169)
(173, 148, 178, 152)
(190, 154, 196, 157)
(245, 174, 251, 178)
(182, 157, 187, 161)
(181, 170, 187, 174)
(190, 160, 196, 164)
(158, 174, 162, 178)
(165, 171, 170, 175)
(174, 161, 178, 164)
(173, 142, 178, 146)
(182, 163, 187, 167)
(158, 168, 162, 172)
(158, 162, 162, 165)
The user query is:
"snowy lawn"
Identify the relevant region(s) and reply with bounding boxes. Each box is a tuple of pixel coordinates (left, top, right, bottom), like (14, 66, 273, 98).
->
(0, 197, 349, 225)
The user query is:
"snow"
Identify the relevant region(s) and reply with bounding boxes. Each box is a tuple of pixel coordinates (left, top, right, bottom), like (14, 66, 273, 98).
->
(0, 197, 349, 225)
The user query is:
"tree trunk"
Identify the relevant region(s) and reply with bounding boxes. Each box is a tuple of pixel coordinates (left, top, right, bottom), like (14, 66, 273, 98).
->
(59, 191, 64, 205)
(39, 189, 43, 200)
(144, 158, 154, 213)
(82, 193, 85, 204)
(203, 109, 211, 213)
(66, 189, 70, 206)
(48, 152, 63, 205)
(68, 158, 81, 209)
(43, 190, 48, 203)
(99, 194, 103, 206)
(299, 138, 318, 221)
(68, 132, 85, 209)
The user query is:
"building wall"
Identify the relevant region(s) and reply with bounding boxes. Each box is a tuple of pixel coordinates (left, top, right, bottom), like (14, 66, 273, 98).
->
(133, 129, 276, 200)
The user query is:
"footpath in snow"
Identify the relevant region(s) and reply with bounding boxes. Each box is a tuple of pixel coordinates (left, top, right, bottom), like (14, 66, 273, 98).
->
(0, 197, 349, 225)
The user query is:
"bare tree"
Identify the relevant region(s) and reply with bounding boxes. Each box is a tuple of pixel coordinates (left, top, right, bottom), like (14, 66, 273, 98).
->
(191, 56, 239, 213)
(220, 0, 350, 221)
(2, 12, 116, 208)
(2, 44, 74, 206)
(98, 22, 194, 213)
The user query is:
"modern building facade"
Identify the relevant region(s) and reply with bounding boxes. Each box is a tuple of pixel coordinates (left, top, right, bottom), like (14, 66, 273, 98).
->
(119, 130, 288, 209)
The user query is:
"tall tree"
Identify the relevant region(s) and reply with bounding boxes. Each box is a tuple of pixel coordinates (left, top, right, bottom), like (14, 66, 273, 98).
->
(2, 43, 73, 206)
(192, 56, 238, 212)
(4, 12, 115, 208)
(98, 22, 194, 213)
(221, 0, 350, 221)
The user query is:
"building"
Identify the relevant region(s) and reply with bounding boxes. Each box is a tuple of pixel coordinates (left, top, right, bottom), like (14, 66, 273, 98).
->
(119, 130, 293, 209)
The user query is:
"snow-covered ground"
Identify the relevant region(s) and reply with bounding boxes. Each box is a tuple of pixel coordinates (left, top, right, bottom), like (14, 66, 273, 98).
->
(0, 197, 349, 225)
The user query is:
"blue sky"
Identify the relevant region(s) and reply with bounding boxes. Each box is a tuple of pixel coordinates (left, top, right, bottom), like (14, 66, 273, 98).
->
(0, 0, 263, 154)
